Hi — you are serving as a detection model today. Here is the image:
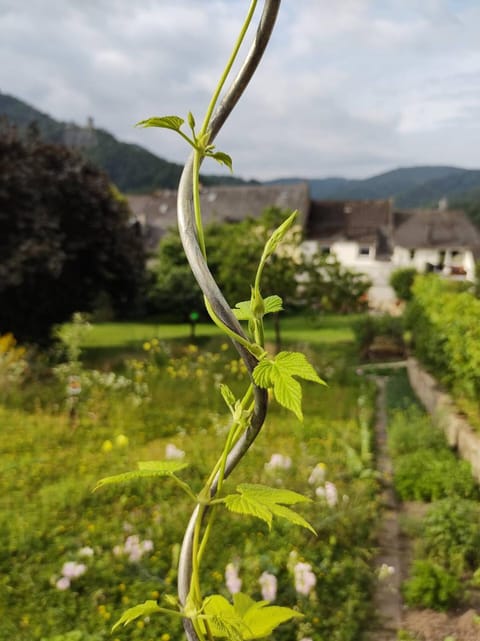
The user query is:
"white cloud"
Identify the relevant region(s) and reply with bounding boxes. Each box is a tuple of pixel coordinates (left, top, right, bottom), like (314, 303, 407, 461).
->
(1, 0, 480, 180)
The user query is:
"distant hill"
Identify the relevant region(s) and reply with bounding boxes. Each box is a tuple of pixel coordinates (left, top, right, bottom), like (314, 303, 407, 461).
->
(270, 166, 480, 211)
(0, 92, 252, 193)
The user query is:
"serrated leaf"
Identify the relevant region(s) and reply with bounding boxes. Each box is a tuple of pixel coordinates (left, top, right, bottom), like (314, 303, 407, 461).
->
(136, 115, 185, 131)
(112, 600, 161, 632)
(242, 603, 303, 639)
(137, 460, 188, 473)
(94, 460, 188, 491)
(263, 295, 283, 315)
(275, 352, 325, 384)
(222, 484, 312, 532)
(201, 595, 244, 640)
(236, 484, 311, 506)
(223, 493, 273, 529)
(208, 151, 233, 172)
(230, 593, 303, 639)
(253, 351, 326, 421)
(270, 504, 316, 534)
(263, 210, 298, 260)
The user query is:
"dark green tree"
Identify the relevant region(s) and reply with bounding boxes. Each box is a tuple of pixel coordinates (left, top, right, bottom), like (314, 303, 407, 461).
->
(0, 123, 145, 342)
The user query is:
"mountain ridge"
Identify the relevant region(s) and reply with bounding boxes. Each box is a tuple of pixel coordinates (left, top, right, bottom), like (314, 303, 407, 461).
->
(1, 91, 480, 213)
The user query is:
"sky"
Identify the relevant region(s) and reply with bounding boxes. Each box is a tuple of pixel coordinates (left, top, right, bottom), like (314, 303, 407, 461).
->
(1, 0, 480, 181)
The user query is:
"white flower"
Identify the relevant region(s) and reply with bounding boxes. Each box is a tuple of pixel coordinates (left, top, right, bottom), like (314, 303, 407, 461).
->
(78, 546, 94, 557)
(225, 562, 242, 595)
(165, 443, 185, 460)
(316, 482, 338, 507)
(61, 561, 86, 579)
(258, 572, 277, 602)
(265, 453, 292, 471)
(378, 563, 396, 580)
(142, 539, 154, 553)
(308, 463, 326, 485)
(56, 576, 71, 590)
(294, 562, 316, 596)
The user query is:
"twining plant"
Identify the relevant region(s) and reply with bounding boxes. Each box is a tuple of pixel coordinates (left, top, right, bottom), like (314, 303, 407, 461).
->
(95, 2, 326, 640)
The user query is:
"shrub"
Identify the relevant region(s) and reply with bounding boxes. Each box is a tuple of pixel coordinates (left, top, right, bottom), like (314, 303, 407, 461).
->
(389, 267, 418, 301)
(419, 498, 480, 574)
(387, 406, 446, 457)
(393, 449, 478, 501)
(406, 274, 480, 403)
(403, 560, 462, 611)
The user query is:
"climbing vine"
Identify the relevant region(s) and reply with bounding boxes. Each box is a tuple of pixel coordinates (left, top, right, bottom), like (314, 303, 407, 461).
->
(95, 2, 325, 639)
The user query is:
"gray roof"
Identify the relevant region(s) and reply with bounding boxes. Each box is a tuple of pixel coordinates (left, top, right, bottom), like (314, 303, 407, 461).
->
(306, 199, 393, 257)
(127, 182, 310, 250)
(394, 209, 480, 251)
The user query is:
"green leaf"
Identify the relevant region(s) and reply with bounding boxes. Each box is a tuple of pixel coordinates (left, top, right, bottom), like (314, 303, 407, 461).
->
(242, 602, 303, 639)
(253, 351, 326, 421)
(201, 594, 303, 640)
(93, 460, 188, 491)
(232, 593, 303, 640)
(262, 210, 298, 260)
(220, 383, 236, 411)
(236, 484, 311, 506)
(222, 484, 314, 533)
(201, 595, 244, 641)
(263, 295, 283, 315)
(208, 151, 233, 172)
(223, 492, 273, 529)
(232, 300, 253, 321)
(112, 600, 161, 632)
(187, 111, 196, 131)
(136, 116, 185, 131)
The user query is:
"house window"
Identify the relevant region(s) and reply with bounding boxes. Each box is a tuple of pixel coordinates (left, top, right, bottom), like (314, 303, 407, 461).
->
(410, 249, 416, 260)
(320, 246, 330, 256)
(358, 246, 371, 257)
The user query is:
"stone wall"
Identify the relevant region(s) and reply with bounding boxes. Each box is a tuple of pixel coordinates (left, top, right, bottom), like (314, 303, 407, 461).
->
(407, 357, 480, 482)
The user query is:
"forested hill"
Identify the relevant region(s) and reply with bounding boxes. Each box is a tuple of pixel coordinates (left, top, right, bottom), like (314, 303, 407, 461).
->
(270, 166, 480, 219)
(0, 92, 252, 193)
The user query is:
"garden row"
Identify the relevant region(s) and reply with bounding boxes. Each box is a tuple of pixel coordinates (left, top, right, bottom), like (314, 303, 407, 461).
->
(1, 322, 381, 641)
(385, 373, 480, 639)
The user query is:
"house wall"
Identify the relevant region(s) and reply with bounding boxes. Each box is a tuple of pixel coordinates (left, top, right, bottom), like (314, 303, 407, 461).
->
(393, 247, 475, 280)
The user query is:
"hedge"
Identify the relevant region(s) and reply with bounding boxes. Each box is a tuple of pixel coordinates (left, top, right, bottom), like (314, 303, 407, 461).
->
(406, 274, 480, 402)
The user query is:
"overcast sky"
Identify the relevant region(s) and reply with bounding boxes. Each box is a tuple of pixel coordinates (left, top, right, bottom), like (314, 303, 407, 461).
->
(1, 0, 480, 181)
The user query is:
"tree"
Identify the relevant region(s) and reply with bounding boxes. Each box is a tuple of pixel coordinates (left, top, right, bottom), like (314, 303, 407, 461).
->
(148, 207, 301, 333)
(300, 252, 372, 314)
(0, 123, 145, 342)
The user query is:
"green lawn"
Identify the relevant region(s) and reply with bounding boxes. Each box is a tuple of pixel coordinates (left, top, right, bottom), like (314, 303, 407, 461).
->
(80, 314, 361, 365)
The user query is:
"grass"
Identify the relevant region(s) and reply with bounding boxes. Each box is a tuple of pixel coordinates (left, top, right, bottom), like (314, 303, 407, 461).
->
(0, 316, 379, 641)
(80, 313, 361, 367)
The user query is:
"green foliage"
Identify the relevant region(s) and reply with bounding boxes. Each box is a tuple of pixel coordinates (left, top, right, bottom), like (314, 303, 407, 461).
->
(253, 351, 326, 421)
(0, 123, 145, 342)
(389, 267, 418, 301)
(406, 274, 480, 404)
(111, 600, 162, 632)
(387, 406, 446, 457)
(301, 252, 372, 314)
(352, 314, 404, 352)
(94, 460, 190, 492)
(403, 560, 462, 611)
(200, 592, 302, 640)
(221, 484, 315, 533)
(393, 448, 478, 501)
(419, 498, 480, 574)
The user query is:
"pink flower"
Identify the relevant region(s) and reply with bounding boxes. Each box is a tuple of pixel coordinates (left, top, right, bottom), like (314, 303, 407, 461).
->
(259, 572, 277, 602)
(294, 562, 316, 596)
(56, 576, 71, 590)
(165, 443, 185, 460)
(225, 562, 242, 595)
(61, 561, 86, 579)
(316, 481, 338, 507)
(265, 453, 292, 471)
(308, 463, 326, 485)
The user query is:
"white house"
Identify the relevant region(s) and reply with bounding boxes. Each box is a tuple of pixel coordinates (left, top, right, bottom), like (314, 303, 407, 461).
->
(127, 184, 480, 307)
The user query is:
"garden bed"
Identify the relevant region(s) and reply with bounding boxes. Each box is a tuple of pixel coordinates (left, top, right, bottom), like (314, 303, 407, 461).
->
(382, 370, 480, 641)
